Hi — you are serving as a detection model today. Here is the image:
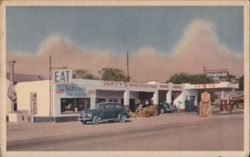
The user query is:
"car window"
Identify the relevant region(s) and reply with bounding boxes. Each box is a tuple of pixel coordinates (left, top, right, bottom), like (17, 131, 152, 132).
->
(96, 104, 104, 109)
(105, 104, 114, 109)
(114, 104, 122, 109)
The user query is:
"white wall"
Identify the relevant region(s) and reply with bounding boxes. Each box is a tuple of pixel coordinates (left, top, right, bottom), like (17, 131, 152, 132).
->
(173, 89, 198, 110)
(96, 90, 138, 102)
(15, 80, 50, 117)
(6, 80, 11, 113)
(173, 92, 184, 109)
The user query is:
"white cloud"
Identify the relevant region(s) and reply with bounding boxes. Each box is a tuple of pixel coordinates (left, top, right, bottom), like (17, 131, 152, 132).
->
(7, 20, 243, 82)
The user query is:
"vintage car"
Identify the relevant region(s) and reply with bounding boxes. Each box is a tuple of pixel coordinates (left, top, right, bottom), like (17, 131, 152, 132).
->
(158, 101, 174, 114)
(79, 102, 130, 124)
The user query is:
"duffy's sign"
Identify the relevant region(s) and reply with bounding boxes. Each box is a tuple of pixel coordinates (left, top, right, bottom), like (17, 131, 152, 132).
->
(103, 81, 157, 89)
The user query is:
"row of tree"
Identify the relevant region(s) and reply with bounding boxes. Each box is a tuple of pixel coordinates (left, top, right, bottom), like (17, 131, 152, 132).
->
(73, 68, 128, 81)
(73, 68, 244, 91)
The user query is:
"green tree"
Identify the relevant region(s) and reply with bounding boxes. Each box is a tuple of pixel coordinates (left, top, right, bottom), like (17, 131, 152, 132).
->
(73, 69, 97, 79)
(238, 75, 244, 91)
(167, 73, 214, 103)
(225, 74, 237, 82)
(98, 67, 128, 81)
(167, 73, 213, 84)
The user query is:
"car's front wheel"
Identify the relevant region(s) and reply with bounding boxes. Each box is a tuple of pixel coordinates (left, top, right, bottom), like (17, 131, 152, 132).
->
(92, 116, 99, 124)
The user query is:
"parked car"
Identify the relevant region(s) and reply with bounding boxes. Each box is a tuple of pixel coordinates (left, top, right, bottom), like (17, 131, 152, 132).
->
(158, 102, 174, 114)
(79, 102, 130, 124)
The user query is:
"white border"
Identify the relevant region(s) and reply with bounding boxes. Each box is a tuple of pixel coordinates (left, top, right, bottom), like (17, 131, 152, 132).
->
(1, 1, 249, 157)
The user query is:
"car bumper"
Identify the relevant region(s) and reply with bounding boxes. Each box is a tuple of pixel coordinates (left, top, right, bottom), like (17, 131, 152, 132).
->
(79, 116, 92, 121)
(79, 113, 93, 121)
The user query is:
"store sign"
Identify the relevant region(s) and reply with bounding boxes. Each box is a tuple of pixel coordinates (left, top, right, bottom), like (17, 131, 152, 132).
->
(53, 70, 72, 83)
(56, 84, 87, 96)
(206, 71, 228, 81)
(103, 81, 157, 89)
(194, 83, 216, 89)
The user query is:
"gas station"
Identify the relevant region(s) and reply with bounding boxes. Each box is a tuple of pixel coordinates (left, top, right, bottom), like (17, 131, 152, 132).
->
(6, 69, 240, 122)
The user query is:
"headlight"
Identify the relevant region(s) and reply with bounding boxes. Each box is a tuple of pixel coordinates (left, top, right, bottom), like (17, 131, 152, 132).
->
(87, 113, 92, 117)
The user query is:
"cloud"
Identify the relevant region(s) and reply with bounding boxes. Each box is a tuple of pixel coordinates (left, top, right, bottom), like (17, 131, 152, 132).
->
(172, 20, 218, 56)
(7, 20, 243, 82)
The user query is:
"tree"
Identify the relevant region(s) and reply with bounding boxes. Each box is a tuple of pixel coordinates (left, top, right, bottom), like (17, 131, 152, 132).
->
(167, 73, 215, 103)
(225, 74, 237, 82)
(167, 73, 213, 84)
(238, 75, 244, 91)
(73, 69, 97, 79)
(98, 67, 128, 81)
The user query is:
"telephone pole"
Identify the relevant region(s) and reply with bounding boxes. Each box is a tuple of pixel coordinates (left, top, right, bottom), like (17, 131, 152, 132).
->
(203, 66, 206, 91)
(126, 51, 130, 82)
(49, 56, 52, 122)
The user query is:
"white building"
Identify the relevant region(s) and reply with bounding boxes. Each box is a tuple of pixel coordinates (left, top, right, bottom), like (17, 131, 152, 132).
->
(13, 70, 239, 122)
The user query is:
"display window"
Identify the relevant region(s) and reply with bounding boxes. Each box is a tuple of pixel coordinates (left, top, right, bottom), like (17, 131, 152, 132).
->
(109, 98, 118, 102)
(96, 98, 105, 104)
(61, 98, 90, 114)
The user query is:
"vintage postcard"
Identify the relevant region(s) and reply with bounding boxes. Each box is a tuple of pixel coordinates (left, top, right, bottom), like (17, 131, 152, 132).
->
(0, 0, 249, 157)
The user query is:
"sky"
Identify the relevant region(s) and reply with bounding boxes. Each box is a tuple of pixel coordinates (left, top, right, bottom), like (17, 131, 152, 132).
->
(6, 6, 244, 82)
(7, 6, 243, 54)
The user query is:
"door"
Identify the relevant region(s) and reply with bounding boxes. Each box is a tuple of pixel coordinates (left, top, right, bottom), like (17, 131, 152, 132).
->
(113, 104, 123, 118)
(30, 93, 37, 122)
(103, 104, 115, 119)
(30, 93, 37, 114)
(129, 99, 136, 112)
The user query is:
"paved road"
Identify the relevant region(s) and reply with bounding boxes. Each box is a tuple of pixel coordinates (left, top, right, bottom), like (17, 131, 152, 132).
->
(7, 113, 244, 151)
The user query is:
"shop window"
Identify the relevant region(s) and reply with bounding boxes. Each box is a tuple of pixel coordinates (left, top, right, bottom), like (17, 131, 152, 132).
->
(109, 98, 118, 102)
(96, 98, 105, 104)
(61, 98, 74, 113)
(76, 98, 90, 111)
(61, 98, 90, 114)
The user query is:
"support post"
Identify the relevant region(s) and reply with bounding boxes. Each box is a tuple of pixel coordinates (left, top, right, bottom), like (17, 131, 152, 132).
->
(166, 90, 172, 104)
(153, 90, 159, 105)
(124, 90, 130, 106)
(90, 95, 96, 109)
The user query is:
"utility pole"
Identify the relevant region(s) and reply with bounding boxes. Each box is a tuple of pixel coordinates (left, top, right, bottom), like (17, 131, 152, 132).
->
(203, 66, 206, 91)
(49, 56, 52, 122)
(126, 51, 130, 82)
(9, 61, 15, 85)
(9, 60, 16, 112)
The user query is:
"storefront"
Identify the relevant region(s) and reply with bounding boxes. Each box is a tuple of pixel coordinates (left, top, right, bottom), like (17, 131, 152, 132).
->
(14, 70, 239, 122)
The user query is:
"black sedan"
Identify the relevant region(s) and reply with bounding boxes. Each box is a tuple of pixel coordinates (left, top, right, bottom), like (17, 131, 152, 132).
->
(79, 102, 130, 124)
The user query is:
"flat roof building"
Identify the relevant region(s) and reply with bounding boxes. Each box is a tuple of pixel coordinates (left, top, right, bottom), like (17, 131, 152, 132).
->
(12, 70, 239, 122)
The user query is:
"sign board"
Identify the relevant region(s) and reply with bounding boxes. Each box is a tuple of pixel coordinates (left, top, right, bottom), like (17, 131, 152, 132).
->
(56, 84, 89, 97)
(53, 70, 72, 83)
(103, 81, 157, 89)
(194, 83, 216, 89)
(206, 71, 228, 81)
(201, 92, 210, 103)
